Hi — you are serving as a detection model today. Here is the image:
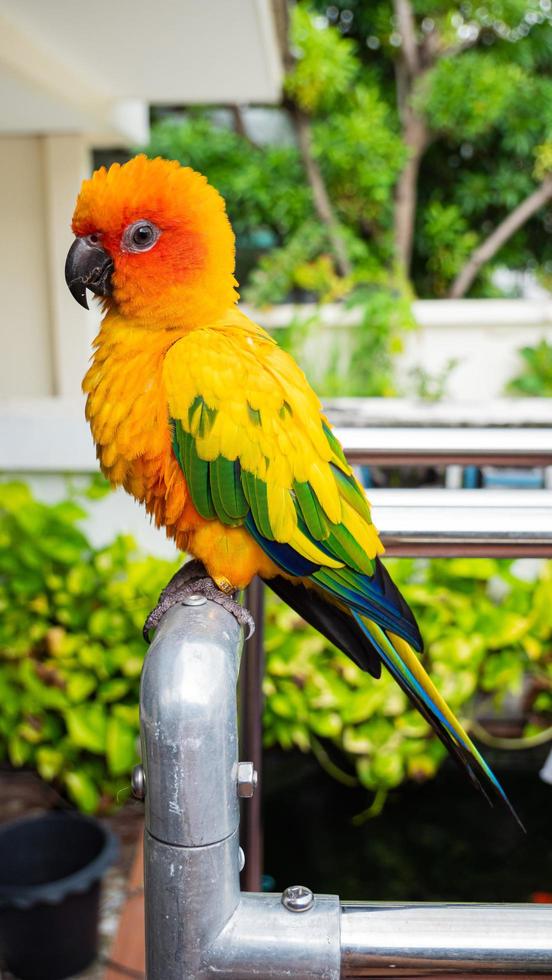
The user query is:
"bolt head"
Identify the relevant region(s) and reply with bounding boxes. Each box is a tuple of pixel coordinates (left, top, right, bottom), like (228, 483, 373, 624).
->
(131, 764, 146, 801)
(281, 884, 314, 912)
(238, 847, 246, 872)
(182, 594, 207, 606)
(237, 761, 258, 798)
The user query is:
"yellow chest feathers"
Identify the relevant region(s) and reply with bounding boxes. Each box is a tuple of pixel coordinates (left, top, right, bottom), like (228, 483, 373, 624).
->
(83, 319, 180, 490)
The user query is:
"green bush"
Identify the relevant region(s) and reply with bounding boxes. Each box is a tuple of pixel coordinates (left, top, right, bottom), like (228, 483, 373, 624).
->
(0, 482, 178, 812)
(2, 484, 551, 814)
(263, 557, 552, 804)
(505, 339, 552, 397)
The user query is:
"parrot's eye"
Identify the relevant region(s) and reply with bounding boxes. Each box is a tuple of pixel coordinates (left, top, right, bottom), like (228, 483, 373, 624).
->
(122, 220, 161, 253)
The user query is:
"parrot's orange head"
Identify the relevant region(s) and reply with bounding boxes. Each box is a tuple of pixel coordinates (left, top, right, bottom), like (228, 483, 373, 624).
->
(66, 154, 238, 325)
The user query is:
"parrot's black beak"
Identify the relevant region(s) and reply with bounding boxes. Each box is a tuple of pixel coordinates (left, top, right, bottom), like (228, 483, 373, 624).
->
(65, 237, 114, 310)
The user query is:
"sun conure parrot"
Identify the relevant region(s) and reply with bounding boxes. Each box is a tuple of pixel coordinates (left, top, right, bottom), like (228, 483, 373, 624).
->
(65, 154, 520, 825)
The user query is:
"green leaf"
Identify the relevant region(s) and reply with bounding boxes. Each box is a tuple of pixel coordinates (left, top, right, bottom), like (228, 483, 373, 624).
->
(83, 473, 112, 500)
(98, 678, 130, 703)
(106, 716, 138, 776)
(8, 734, 33, 767)
(308, 710, 342, 738)
(50, 500, 87, 523)
(65, 703, 107, 754)
(67, 672, 97, 704)
(112, 704, 139, 727)
(371, 751, 405, 789)
(65, 771, 100, 813)
(67, 566, 98, 596)
(36, 747, 65, 781)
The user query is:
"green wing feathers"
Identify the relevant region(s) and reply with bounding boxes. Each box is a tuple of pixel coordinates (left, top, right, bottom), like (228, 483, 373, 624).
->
(164, 326, 521, 825)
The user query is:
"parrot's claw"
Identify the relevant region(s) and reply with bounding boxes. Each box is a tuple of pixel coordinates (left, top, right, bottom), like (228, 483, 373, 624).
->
(143, 559, 255, 642)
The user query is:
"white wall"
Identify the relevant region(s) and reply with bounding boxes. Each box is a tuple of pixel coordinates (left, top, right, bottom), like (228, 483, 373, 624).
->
(400, 300, 552, 401)
(1, 137, 53, 396)
(0, 0, 282, 136)
(247, 300, 552, 401)
(0, 134, 97, 399)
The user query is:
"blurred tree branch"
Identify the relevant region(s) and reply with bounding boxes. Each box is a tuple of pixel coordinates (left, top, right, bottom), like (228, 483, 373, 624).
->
(290, 104, 352, 278)
(392, 0, 480, 276)
(284, 1, 352, 279)
(392, 0, 429, 273)
(228, 105, 260, 150)
(449, 176, 552, 298)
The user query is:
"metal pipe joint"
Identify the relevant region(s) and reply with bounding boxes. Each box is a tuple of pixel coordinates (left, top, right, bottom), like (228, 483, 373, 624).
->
(140, 600, 340, 979)
(140, 599, 552, 979)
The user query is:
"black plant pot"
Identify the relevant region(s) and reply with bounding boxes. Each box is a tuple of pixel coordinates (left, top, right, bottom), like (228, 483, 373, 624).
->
(0, 811, 118, 980)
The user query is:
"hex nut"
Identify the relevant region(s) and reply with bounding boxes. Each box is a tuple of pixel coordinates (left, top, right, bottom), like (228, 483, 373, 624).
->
(237, 761, 258, 798)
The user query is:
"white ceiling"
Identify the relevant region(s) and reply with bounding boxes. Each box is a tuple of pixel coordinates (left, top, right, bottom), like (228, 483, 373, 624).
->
(0, 0, 283, 140)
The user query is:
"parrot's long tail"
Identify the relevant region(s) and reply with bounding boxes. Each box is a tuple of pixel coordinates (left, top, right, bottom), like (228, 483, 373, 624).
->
(352, 614, 524, 830)
(265, 572, 524, 830)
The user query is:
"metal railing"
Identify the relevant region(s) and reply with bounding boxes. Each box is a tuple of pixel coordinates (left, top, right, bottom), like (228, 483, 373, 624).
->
(334, 425, 552, 467)
(371, 488, 552, 556)
(240, 430, 552, 889)
(138, 422, 552, 977)
(138, 600, 552, 979)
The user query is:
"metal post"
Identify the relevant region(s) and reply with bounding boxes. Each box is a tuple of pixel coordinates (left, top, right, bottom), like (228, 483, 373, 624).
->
(139, 599, 552, 979)
(240, 576, 265, 892)
(140, 599, 242, 980)
(140, 598, 340, 980)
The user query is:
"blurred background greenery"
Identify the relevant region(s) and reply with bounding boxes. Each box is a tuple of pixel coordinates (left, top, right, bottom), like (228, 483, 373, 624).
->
(1, 481, 550, 818)
(119, 0, 552, 397)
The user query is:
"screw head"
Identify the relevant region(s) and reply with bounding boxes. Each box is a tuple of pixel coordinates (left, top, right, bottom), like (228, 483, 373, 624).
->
(281, 885, 314, 912)
(182, 594, 207, 606)
(131, 764, 146, 801)
(237, 761, 258, 798)
(238, 847, 246, 872)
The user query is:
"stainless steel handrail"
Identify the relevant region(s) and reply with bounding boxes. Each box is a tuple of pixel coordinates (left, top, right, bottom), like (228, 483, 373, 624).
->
(140, 600, 552, 979)
(334, 426, 552, 467)
(371, 488, 552, 556)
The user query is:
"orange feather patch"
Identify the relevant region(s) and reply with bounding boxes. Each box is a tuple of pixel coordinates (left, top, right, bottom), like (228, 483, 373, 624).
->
(72, 154, 238, 326)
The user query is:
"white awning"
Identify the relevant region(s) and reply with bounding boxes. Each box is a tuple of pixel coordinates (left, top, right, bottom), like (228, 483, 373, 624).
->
(0, 0, 283, 142)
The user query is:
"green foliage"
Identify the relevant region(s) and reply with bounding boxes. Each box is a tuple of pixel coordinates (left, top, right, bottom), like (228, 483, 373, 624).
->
(311, 0, 552, 296)
(272, 280, 415, 397)
(534, 141, 552, 181)
(417, 53, 525, 142)
(285, 5, 358, 113)
(138, 2, 552, 391)
(145, 116, 311, 244)
(0, 482, 179, 813)
(246, 222, 330, 306)
(505, 338, 552, 397)
(332, 282, 415, 397)
(3, 484, 552, 810)
(313, 84, 405, 232)
(418, 202, 479, 297)
(264, 557, 552, 800)
(408, 358, 459, 402)
(139, 1, 552, 307)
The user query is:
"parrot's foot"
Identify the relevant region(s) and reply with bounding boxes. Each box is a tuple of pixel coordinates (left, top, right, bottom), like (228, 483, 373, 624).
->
(143, 559, 255, 641)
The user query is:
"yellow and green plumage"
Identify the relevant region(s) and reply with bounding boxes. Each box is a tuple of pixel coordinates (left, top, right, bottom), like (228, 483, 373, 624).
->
(69, 155, 521, 825)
